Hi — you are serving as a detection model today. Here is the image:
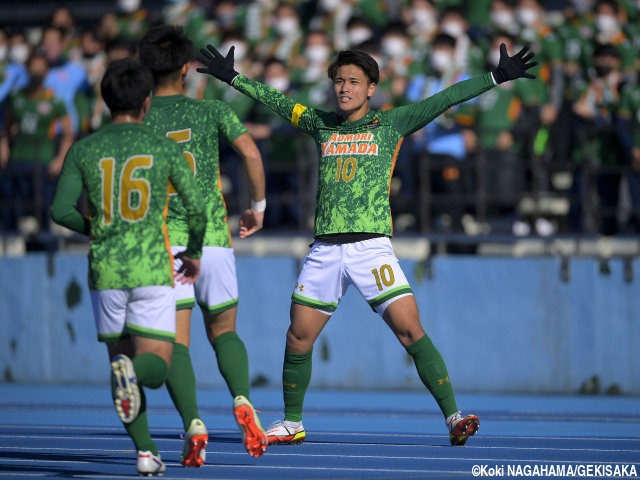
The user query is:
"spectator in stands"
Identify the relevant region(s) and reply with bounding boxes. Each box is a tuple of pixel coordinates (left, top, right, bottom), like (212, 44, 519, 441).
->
(437, 6, 484, 75)
(41, 26, 87, 136)
(294, 29, 334, 108)
(406, 33, 477, 232)
(255, 3, 304, 66)
(402, 0, 439, 52)
(617, 75, 640, 232)
(468, 33, 544, 234)
(571, 43, 625, 235)
(245, 58, 304, 230)
(345, 16, 375, 49)
(1, 53, 73, 233)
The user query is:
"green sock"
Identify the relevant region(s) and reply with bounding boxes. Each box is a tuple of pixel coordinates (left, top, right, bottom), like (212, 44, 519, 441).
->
(132, 353, 168, 389)
(165, 343, 200, 431)
(111, 378, 156, 455)
(282, 349, 312, 423)
(406, 335, 458, 418)
(212, 331, 250, 399)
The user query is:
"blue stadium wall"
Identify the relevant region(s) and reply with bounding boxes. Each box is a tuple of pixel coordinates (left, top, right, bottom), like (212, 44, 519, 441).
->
(1, 253, 638, 395)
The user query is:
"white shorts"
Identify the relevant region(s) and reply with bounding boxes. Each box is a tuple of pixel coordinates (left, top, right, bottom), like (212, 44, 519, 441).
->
(90, 286, 176, 343)
(291, 237, 413, 316)
(171, 245, 239, 314)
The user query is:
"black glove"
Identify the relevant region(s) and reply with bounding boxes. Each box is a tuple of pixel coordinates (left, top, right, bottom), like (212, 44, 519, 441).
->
(491, 43, 538, 84)
(196, 44, 239, 85)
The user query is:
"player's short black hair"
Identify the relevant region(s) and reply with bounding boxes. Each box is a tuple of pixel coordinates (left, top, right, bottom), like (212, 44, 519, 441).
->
(101, 58, 153, 116)
(328, 49, 380, 84)
(138, 24, 193, 85)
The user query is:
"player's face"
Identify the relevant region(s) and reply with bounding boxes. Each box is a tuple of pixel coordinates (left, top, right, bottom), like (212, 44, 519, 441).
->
(332, 64, 376, 121)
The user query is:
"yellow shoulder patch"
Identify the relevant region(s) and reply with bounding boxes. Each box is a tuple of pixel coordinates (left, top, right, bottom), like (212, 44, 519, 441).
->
(291, 103, 307, 128)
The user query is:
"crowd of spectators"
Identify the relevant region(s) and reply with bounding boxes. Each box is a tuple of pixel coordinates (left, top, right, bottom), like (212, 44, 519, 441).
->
(2, 0, 640, 240)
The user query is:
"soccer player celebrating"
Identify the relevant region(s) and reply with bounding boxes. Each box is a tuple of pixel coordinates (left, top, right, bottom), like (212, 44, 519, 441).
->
(138, 25, 268, 464)
(50, 58, 206, 475)
(197, 43, 536, 447)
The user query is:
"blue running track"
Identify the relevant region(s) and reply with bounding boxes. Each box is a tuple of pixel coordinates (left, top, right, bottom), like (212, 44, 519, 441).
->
(0, 385, 638, 479)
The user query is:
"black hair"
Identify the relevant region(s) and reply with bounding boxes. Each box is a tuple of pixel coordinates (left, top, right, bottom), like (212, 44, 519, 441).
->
(264, 56, 287, 70)
(105, 36, 135, 56)
(101, 58, 153, 116)
(327, 49, 380, 84)
(382, 21, 407, 37)
(138, 24, 193, 85)
(433, 33, 457, 49)
(595, 0, 619, 13)
(593, 42, 620, 59)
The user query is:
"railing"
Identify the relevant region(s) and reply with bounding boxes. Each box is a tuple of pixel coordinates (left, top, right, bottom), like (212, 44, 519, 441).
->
(1, 126, 639, 255)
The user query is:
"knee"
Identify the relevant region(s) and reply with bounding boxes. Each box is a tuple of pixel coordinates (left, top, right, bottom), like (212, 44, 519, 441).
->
(286, 327, 313, 354)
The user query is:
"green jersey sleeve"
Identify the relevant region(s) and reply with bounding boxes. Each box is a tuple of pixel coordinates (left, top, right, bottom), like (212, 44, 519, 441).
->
(51, 147, 91, 235)
(232, 74, 336, 136)
(386, 73, 496, 137)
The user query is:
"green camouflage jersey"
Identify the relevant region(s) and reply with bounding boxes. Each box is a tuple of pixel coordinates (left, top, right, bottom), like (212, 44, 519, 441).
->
(51, 122, 206, 290)
(144, 94, 248, 248)
(233, 73, 495, 236)
(8, 87, 67, 163)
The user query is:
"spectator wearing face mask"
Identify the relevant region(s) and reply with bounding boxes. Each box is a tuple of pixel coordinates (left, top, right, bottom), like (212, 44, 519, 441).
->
(571, 43, 625, 235)
(1, 53, 74, 233)
(401, 0, 439, 51)
(512, 0, 565, 164)
(114, 0, 149, 43)
(255, 3, 304, 67)
(467, 34, 544, 234)
(244, 58, 306, 230)
(345, 17, 375, 50)
(162, 0, 212, 49)
(437, 7, 486, 75)
(294, 30, 334, 108)
(0, 29, 29, 113)
(579, 0, 636, 84)
(406, 33, 477, 232)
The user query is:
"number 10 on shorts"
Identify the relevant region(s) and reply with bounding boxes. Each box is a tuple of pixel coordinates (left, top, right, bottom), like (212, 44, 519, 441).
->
(371, 264, 395, 291)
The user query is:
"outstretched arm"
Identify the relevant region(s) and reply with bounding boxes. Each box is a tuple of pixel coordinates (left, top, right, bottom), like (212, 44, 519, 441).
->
(390, 44, 538, 137)
(197, 44, 318, 132)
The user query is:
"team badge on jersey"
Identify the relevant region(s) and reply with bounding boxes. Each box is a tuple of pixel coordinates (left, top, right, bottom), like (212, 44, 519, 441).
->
(366, 118, 380, 129)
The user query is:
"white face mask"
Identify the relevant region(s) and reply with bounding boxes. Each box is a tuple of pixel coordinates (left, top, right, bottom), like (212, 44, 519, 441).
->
(118, 0, 141, 13)
(265, 76, 290, 92)
(347, 28, 372, 46)
(516, 8, 539, 26)
(221, 42, 247, 60)
(490, 10, 516, 30)
(9, 44, 30, 64)
(276, 17, 299, 36)
(488, 48, 502, 68)
(595, 14, 618, 33)
(320, 0, 340, 11)
(430, 50, 451, 73)
(412, 8, 436, 31)
(0, 44, 7, 62)
(440, 21, 465, 38)
(381, 37, 406, 58)
(305, 45, 330, 63)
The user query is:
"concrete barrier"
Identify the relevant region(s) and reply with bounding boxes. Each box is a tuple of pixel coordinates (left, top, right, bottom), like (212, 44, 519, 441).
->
(1, 253, 638, 394)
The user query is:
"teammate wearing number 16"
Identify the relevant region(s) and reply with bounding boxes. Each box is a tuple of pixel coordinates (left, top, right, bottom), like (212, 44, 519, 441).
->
(51, 58, 206, 476)
(197, 42, 537, 446)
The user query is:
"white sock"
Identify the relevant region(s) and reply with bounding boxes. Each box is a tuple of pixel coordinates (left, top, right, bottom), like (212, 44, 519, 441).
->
(283, 420, 302, 429)
(446, 411, 461, 429)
